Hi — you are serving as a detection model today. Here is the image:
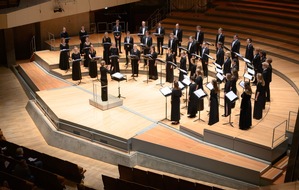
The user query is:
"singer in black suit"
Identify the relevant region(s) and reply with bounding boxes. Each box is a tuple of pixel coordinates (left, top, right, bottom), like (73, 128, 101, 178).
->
(173, 23, 183, 54)
(186, 36, 197, 71)
(245, 38, 254, 63)
(252, 48, 261, 84)
(142, 30, 153, 66)
(168, 33, 178, 64)
(216, 42, 224, 67)
(231, 34, 241, 71)
(215, 28, 225, 51)
(102, 32, 111, 65)
(179, 52, 187, 81)
(195, 25, 204, 56)
(155, 22, 165, 55)
(139, 21, 148, 42)
(100, 60, 110, 86)
(201, 42, 209, 77)
(266, 58, 272, 102)
(124, 31, 134, 66)
(223, 52, 231, 76)
(130, 44, 140, 77)
(112, 20, 122, 53)
(262, 61, 271, 103)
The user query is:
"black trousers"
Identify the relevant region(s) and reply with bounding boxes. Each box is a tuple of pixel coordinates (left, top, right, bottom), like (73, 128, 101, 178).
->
(157, 37, 164, 54)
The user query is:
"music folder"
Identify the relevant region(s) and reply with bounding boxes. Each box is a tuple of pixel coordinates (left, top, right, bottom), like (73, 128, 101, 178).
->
(178, 68, 187, 74)
(109, 55, 119, 59)
(167, 61, 177, 68)
(139, 43, 146, 48)
(178, 46, 189, 52)
(191, 53, 202, 59)
(239, 80, 245, 89)
(137, 33, 144, 37)
(194, 88, 207, 99)
(64, 37, 71, 40)
(153, 33, 163, 37)
(92, 56, 102, 60)
(216, 73, 224, 81)
(103, 42, 111, 46)
(112, 72, 126, 81)
(234, 52, 243, 58)
(71, 59, 82, 63)
(129, 55, 139, 60)
(182, 77, 191, 86)
(215, 67, 223, 74)
(178, 81, 185, 90)
(160, 86, 172, 97)
(206, 82, 214, 90)
(60, 49, 70, 52)
(205, 54, 215, 60)
(243, 57, 251, 64)
(225, 91, 238, 102)
(244, 73, 253, 80)
(124, 42, 132, 47)
(82, 35, 89, 38)
(143, 54, 153, 60)
(156, 58, 165, 63)
(162, 45, 168, 49)
(223, 45, 231, 51)
(247, 68, 255, 75)
(206, 41, 214, 46)
(247, 63, 254, 69)
(83, 47, 90, 50)
(213, 62, 222, 69)
(113, 31, 121, 36)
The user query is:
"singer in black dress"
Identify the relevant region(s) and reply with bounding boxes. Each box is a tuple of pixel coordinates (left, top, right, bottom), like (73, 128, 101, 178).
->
(231, 68, 238, 109)
(102, 32, 111, 65)
(59, 38, 70, 70)
(253, 73, 265, 120)
(166, 48, 174, 83)
(130, 44, 140, 77)
(179, 52, 187, 81)
(171, 81, 182, 125)
(83, 37, 91, 67)
(110, 43, 120, 73)
(71, 46, 82, 83)
(239, 82, 252, 130)
(223, 73, 232, 117)
(195, 69, 204, 111)
(188, 76, 198, 118)
(79, 26, 87, 54)
(208, 80, 219, 125)
(89, 45, 98, 79)
(148, 45, 158, 80)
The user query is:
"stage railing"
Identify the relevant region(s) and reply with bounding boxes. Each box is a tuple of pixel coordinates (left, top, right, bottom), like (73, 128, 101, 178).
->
(48, 32, 55, 51)
(92, 82, 101, 103)
(272, 120, 287, 148)
(287, 111, 297, 132)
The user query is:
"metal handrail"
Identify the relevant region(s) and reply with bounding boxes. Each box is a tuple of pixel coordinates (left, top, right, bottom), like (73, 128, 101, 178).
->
(272, 120, 287, 148)
(287, 110, 297, 131)
(48, 32, 55, 51)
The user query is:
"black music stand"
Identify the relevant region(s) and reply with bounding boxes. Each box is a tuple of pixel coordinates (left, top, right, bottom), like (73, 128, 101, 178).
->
(159, 86, 172, 121)
(193, 88, 207, 122)
(205, 53, 215, 84)
(223, 91, 238, 127)
(111, 72, 126, 99)
(156, 58, 165, 86)
(181, 76, 191, 109)
(129, 54, 138, 81)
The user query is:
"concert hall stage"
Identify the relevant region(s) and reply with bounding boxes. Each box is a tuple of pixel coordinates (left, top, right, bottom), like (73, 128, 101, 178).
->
(17, 41, 297, 187)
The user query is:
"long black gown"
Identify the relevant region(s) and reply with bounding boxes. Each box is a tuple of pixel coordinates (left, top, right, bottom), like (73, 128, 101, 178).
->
(79, 30, 87, 54)
(110, 47, 119, 73)
(231, 77, 237, 108)
(195, 75, 204, 111)
(179, 56, 187, 81)
(130, 49, 140, 76)
(188, 83, 198, 117)
(71, 52, 81, 81)
(239, 91, 252, 130)
(59, 43, 69, 70)
(102, 37, 111, 65)
(89, 50, 98, 78)
(171, 89, 182, 122)
(224, 79, 232, 116)
(253, 82, 265, 120)
(149, 51, 158, 80)
(208, 89, 219, 125)
(83, 42, 91, 67)
(166, 53, 174, 83)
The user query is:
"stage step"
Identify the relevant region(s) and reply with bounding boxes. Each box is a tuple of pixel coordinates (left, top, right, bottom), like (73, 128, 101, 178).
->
(273, 156, 289, 170)
(261, 167, 283, 183)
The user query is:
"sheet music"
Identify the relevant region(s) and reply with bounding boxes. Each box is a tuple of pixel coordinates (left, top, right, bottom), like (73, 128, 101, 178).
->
(162, 45, 168, 49)
(194, 89, 207, 99)
(111, 72, 124, 79)
(234, 52, 243, 58)
(213, 62, 222, 69)
(160, 86, 172, 96)
(215, 68, 223, 74)
(205, 54, 215, 60)
(247, 68, 255, 75)
(226, 91, 238, 102)
(182, 78, 191, 86)
(244, 73, 253, 80)
(239, 80, 245, 89)
(216, 73, 224, 81)
(243, 57, 251, 64)
(206, 82, 214, 90)
(178, 81, 185, 90)
(183, 75, 190, 80)
(178, 68, 187, 74)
